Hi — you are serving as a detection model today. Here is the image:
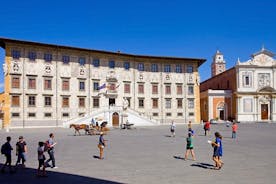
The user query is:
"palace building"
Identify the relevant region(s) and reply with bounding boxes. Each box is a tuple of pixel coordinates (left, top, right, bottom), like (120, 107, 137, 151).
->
(200, 48, 276, 123)
(0, 37, 205, 128)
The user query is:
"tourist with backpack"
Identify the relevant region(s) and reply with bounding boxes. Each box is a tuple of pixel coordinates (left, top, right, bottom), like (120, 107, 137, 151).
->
(1, 136, 13, 173)
(45, 133, 57, 169)
(15, 136, 27, 168)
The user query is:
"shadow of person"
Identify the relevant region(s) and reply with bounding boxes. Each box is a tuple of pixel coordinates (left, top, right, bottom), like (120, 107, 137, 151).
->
(190, 162, 214, 169)
(0, 163, 122, 184)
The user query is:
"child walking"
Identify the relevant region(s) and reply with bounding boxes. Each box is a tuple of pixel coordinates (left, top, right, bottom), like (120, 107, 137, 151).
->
(170, 121, 176, 137)
(184, 133, 196, 161)
(37, 142, 46, 177)
(232, 122, 238, 139)
(211, 132, 223, 170)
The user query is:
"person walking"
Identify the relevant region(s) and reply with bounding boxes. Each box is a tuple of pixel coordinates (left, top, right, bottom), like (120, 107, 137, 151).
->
(15, 136, 27, 168)
(211, 132, 223, 170)
(98, 132, 107, 159)
(37, 141, 46, 177)
(204, 120, 211, 136)
(1, 136, 13, 173)
(45, 133, 57, 169)
(232, 122, 238, 139)
(184, 132, 196, 161)
(170, 121, 176, 137)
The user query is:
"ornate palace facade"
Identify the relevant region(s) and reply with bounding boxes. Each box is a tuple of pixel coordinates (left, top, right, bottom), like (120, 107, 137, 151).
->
(0, 37, 205, 128)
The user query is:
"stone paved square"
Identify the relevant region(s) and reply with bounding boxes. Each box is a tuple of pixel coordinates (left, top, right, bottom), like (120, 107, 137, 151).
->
(0, 123, 276, 184)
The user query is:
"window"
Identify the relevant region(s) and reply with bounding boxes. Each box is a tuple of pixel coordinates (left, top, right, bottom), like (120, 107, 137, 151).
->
(124, 83, 130, 93)
(138, 84, 144, 94)
(28, 78, 36, 89)
(28, 113, 36, 117)
(28, 96, 36, 106)
(28, 51, 36, 61)
(188, 99, 194, 109)
(177, 85, 182, 95)
(62, 97, 69, 107)
(62, 80, 70, 91)
(177, 99, 183, 108)
(79, 97, 85, 107)
(152, 99, 158, 108)
(177, 113, 183, 117)
(166, 113, 172, 116)
(93, 59, 100, 67)
(93, 98, 100, 108)
(175, 64, 182, 73)
(79, 112, 86, 117)
(62, 113, 69, 117)
(124, 62, 130, 70)
(151, 64, 158, 72)
(187, 65, 193, 73)
(12, 50, 20, 59)
(227, 80, 230, 88)
(44, 79, 52, 90)
(12, 113, 20, 117)
(62, 55, 70, 64)
(152, 84, 158, 94)
(243, 72, 252, 87)
(93, 82, 99, 91)
(165, 85, 171, 94)
(188, 86, 194, 95)
(164, 65, 171, 73)
(44, 96, 52, 107)
(44, 53, 52, 62)
(243, 98, 253, 112)
(12, 96, 20, 106)
(165, 99, 171, 109)
(189, 112, 194, 116)
(79, 81, 85, 91)
(153, 113, 158, 116)
(44, 113, 52, 117)
(138, 99, 144, 108)
(79, 57, 86, 65)
(137, 63, 144, 71)
(12, 77, 20, 88)
(109, 60, 115, 68)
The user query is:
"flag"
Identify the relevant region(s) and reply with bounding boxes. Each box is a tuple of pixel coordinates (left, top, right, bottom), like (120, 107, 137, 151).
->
(97, 83, 106, 90)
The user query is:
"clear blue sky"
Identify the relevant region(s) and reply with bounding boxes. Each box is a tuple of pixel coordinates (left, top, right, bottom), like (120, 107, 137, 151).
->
(1, 0, 276, 91)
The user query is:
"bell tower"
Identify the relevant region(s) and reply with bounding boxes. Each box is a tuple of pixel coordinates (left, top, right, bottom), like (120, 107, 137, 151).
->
(211, 50, 226, 77)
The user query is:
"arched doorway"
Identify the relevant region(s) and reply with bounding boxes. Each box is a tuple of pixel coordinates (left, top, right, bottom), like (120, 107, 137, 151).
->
(112, 112, 119, 127)
(217, 102, 226, 120)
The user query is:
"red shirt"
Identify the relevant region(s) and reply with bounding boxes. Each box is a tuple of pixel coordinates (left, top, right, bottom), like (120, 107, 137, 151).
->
(204, 122, 210, 129)
(232, 124, 238, 132)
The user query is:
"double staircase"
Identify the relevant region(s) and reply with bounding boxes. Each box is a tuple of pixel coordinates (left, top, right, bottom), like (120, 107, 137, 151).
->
(63, 106, 160, 128)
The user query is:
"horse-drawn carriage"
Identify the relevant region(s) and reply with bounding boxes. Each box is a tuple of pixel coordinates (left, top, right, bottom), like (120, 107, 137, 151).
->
(70, 121, 109, 136)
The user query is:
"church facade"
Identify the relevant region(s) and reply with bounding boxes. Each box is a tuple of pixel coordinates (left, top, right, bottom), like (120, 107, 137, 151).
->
(200, 48, 276, 123)
(0, 37, 205, 128)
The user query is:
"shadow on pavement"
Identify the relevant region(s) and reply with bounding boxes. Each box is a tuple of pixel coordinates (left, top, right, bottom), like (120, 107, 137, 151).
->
(173, 156, 185, 160)
(190, 162, 214, 169)
(0, 163, 122, 184)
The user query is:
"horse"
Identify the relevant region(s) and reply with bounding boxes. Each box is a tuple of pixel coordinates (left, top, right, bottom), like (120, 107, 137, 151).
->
(70, 124, 89, 136)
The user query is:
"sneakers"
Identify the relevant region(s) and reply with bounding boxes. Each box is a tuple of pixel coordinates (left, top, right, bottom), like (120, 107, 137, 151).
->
(51, 166, 58, 169)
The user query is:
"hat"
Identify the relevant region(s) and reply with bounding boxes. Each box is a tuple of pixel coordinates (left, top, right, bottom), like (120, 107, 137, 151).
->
(19, 136, 23, 139)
